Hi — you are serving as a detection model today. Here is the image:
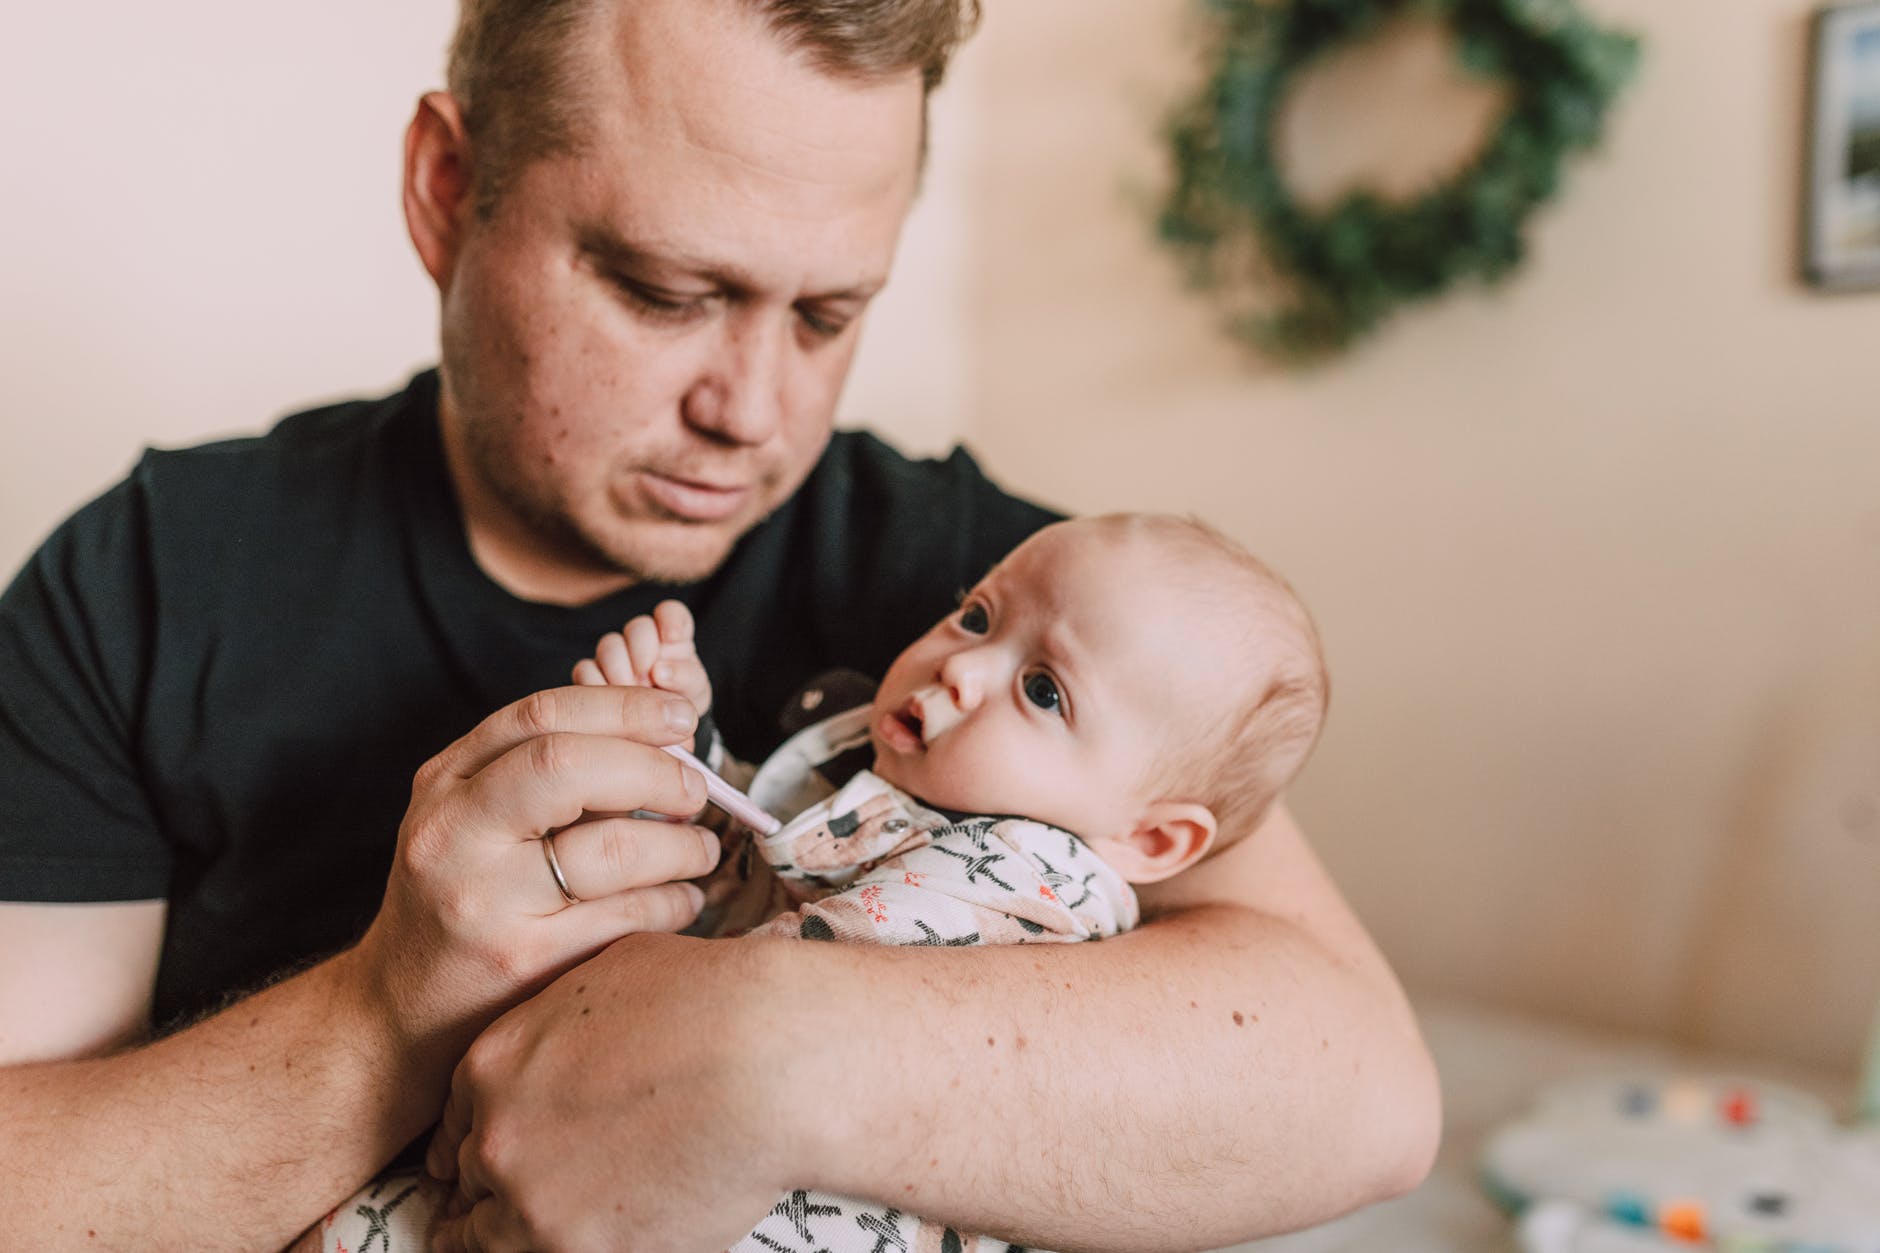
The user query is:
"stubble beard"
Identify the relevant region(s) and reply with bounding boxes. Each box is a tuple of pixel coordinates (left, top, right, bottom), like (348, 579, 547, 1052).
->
(462, 420, 781, 589)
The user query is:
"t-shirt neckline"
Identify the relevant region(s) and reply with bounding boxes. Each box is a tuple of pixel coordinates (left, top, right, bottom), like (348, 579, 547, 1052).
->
(385, 369, 702, 709)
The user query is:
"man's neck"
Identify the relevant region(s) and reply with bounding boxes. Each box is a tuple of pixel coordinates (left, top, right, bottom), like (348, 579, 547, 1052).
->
(460, 511, 638, 607)
(435, 396, 638, 609)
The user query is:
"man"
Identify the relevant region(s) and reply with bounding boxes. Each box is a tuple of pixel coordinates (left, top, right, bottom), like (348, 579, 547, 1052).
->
(0, 0, 1439, 1249)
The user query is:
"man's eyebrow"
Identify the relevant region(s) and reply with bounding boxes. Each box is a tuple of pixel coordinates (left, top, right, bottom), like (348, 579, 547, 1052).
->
(577, 228, 885, 303)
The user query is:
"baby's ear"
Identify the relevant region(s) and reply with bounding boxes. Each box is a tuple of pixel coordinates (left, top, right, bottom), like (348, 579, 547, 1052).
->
(1090, 801, 1217, 884)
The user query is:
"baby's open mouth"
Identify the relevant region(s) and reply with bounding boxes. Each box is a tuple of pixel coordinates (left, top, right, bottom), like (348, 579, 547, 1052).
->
(895, 700, 925, 747)
(875, 695, 933, 755)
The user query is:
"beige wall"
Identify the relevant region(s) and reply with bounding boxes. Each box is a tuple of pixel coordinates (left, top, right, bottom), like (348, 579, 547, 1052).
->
(0, 1, 972, 579)
(964, 0, 1880, 1074)
(4, 4, 1875, 1077)
(1, 1, 452, 574)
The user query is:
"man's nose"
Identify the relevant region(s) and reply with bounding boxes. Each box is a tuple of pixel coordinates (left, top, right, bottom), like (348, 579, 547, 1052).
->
(681, 313, 786, 446)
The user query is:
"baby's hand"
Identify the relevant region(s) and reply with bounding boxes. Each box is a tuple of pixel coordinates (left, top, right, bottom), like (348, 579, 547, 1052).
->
(574, 600, 713, 723)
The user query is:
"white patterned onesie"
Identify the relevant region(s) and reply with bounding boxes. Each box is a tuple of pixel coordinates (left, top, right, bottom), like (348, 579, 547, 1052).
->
(313, 702, 1138, 1253)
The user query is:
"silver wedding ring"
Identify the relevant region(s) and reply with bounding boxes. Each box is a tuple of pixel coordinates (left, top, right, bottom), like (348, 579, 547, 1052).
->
(542, 831, 579, 905)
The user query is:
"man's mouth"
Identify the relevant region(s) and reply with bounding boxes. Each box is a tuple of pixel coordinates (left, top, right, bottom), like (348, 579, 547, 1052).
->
(638, 470, 752, 523)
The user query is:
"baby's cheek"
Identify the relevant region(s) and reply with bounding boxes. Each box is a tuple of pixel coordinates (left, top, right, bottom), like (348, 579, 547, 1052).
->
(897, 751, 973, 812)
(997, 746, 1103, 832)
(944, 740, 1035, 812)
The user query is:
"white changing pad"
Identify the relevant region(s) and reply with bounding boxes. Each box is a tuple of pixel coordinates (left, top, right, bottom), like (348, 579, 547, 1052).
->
(1212, 998, 1857, 1253)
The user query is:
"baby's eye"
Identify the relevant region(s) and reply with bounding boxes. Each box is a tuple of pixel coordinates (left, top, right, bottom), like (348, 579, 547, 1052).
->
(959, 602, 990, 634)
(1023, 671, 1063, 715)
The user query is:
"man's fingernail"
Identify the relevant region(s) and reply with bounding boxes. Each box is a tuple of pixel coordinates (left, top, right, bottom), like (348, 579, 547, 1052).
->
(665, 699, 694, 731)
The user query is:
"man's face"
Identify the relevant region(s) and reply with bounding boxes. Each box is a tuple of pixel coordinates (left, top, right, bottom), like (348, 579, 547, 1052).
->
(434, 0, 924, 596)
(868, 522, 1242, 843)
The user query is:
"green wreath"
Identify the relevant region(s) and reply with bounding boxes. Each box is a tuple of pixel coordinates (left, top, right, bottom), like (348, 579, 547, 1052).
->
(1157, 0, 1641, 362)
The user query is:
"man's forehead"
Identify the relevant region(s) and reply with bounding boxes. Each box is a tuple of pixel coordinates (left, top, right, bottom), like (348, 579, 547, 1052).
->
(593, 0, 924, 189)
(548, 0, 922, 291)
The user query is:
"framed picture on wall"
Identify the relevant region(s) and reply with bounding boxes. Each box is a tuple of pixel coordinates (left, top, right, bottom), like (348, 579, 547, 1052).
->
(1804, 1, 1880, 289)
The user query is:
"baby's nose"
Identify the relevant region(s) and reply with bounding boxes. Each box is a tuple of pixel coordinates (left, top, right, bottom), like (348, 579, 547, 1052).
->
(939, 651, 987, 711)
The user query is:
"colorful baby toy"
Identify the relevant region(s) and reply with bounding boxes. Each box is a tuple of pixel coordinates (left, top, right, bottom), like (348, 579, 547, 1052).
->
(1481, 1068, 1880, 1252)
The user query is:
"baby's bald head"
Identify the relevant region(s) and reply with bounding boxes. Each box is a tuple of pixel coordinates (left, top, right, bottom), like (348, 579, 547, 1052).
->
(1085, 514, 1329, 847)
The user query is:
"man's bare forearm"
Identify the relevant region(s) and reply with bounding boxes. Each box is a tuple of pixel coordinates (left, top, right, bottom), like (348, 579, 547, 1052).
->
(0, 946, 448, 1250)
(759, 800, 1443, 1253)
(0, 687, 717, 1251)
(778, 903, 1437, 1250)
(423, 804, 1440, 1250)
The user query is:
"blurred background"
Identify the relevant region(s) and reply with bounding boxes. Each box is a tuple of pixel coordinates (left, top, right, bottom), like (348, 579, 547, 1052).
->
(3, 0, 1875, 1111)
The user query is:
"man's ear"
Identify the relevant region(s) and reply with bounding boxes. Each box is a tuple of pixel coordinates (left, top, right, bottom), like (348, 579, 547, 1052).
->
(403, 91, 475, 292)
(1090, 801, 1218, 885)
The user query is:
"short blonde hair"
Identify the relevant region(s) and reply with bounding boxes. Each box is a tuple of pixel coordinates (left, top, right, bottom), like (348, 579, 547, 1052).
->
(1094, 514, 1330, 845)
(446, 0, 981, 212)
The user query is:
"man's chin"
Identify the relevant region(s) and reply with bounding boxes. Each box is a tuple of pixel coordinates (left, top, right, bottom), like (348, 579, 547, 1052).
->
(599, 516, 748, 586)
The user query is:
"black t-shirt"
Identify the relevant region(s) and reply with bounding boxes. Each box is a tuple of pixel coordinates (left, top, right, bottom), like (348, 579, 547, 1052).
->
(0, 370, 1056, 1029)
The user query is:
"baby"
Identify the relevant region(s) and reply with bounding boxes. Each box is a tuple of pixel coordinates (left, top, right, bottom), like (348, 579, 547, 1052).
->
(315, 512, 1329, 1253)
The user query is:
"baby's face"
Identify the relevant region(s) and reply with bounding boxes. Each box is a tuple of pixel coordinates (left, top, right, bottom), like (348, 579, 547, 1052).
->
(868, 520, 1230, 843)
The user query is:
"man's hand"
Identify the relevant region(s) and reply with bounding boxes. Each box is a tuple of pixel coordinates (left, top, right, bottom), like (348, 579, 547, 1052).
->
(427, 933, 793, 1253)
(353, 684, 722, 1062)
(0, 686, 735, 1248)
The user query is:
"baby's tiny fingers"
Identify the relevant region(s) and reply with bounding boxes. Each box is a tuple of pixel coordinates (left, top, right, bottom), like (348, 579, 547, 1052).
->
(652, 658, 709, 700)
(571, 658, 605, 687)
(594, 632, 637, 686)
(653, 599, 695, 645)
(623, 615, 663, 684)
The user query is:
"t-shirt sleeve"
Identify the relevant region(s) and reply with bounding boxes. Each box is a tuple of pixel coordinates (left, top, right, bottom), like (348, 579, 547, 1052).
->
(0, 473, 169, 901)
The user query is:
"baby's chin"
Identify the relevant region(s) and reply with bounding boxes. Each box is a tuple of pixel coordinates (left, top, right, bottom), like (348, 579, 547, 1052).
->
(866, 733, 966, 813)
(865, 731, 920, 797)
(871, 758, 1054, 831)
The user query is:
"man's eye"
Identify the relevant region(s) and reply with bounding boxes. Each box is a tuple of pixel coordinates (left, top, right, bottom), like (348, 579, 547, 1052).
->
(1023, 671, 1063, 715)
(614, 276, 708, 324)
(958, 602, 989, 634)
(796, 305, 852, 340)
